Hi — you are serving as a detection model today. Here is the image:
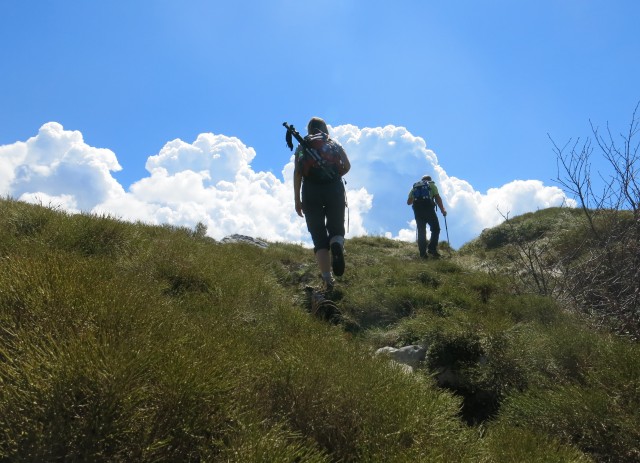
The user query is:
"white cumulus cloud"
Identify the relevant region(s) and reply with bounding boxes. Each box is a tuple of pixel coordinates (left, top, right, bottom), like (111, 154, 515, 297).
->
(0, 122, 124, 212)
(0, 122, 575, 248)
(329, 124, 575, 246)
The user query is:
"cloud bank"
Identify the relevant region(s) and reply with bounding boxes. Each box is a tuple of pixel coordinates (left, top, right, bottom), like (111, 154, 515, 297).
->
(0, 122, 574, 248)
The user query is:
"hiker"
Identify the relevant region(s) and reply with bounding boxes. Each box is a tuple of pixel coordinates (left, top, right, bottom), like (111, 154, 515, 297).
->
(407, 175, 447, 258)
(293, 117, 351, 291)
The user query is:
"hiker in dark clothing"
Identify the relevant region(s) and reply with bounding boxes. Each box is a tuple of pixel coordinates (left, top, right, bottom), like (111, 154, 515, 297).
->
(407, 175, 447, 258)
(293, 117, 351, 290)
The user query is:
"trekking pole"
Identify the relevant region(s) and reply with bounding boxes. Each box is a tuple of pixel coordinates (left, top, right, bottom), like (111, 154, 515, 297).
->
(444, 214, 450, 245)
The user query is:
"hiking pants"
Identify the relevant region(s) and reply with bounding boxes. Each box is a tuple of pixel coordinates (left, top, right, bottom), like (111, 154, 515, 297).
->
(302, 179, 346, 253)
(413, 204, 440, 256)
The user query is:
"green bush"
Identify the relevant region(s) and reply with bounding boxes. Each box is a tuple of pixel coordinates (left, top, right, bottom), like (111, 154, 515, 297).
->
(498, 385, 639, 463)
(484, 422, 592, 463)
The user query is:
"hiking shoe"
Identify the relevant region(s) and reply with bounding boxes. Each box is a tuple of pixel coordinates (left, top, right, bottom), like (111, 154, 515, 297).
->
(331, 242, 345, 276)
(427, 250, 441, 258)
(322, 276, 336, 292)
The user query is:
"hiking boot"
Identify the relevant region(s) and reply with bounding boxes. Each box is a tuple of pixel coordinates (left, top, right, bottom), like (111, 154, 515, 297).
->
(331, 242, 345, 276)
(322, 276, 336, 292)
(427, 249, 441, 258)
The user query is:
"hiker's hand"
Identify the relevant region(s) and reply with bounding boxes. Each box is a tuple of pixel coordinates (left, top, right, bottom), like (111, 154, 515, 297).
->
(295, 199, 304, 217)
(442, 210, 447, 217)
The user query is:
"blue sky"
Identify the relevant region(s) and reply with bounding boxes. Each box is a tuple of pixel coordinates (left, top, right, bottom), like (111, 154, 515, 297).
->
(1, 1, 639, 248)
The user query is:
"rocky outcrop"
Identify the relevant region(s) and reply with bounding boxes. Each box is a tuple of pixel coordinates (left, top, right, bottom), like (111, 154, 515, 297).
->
(374, 345, 427, 372)
(220, 234, 269, 248)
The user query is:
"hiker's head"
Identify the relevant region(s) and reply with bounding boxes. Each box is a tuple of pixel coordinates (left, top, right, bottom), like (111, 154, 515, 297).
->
(422, 175, 432, 182)
(307, 117, 328, 135)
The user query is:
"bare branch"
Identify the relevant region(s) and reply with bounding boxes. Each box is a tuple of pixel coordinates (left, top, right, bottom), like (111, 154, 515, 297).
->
(551, 101, 640, 339)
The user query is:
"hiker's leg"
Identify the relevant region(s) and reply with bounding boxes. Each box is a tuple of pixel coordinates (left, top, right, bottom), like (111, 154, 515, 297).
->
(302, 183, 330, 252)
(415, 211, 428, 257)
(426, 209, 441, 253)
(325, 181, 346, 276)
(303, 182, 333, 284)
(315, 248, 331, 273)
(325, 181, 346, 241)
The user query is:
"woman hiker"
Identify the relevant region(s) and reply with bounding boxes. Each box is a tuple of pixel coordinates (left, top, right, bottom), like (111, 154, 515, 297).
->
(293, 117, 351, 291)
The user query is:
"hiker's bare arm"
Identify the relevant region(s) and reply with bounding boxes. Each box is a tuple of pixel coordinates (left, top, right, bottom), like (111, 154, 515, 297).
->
(435, 195, 447, 216)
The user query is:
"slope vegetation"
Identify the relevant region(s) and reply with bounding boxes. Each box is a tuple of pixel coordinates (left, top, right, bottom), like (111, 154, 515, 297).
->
(1, 199, 638, 462)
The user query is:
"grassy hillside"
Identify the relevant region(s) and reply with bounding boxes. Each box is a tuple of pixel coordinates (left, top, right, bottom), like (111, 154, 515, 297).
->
(460, 206, 640, 339)
(1, 198, 638, 462)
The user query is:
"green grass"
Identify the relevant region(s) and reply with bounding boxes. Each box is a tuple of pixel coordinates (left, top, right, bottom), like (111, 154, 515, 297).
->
(2, 199, 639, 461)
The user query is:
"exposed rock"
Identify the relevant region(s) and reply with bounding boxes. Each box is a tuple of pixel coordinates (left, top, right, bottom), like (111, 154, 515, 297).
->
(221, 234, 269, 248)
(390, 362, 415, 374)
(375, 345, 427, 370)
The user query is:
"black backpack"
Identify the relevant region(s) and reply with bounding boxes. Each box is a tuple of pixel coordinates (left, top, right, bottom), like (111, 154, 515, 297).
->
(412, 181, 434, 206)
